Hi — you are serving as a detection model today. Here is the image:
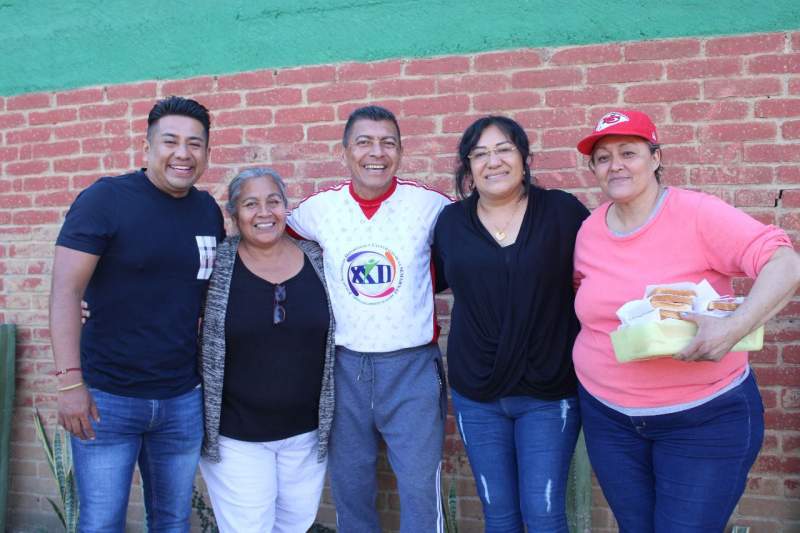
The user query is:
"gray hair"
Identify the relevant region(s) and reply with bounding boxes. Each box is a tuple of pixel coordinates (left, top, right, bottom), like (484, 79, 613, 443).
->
(226, 167, 289, 217)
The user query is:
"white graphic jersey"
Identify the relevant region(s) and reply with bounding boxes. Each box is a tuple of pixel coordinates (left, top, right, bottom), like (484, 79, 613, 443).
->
(288, 177, 451, 352)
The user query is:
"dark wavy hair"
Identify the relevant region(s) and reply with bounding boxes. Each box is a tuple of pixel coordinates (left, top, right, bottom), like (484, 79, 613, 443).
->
(342, 105, 401, 148)
(147, 96, 211, 142)
(454, 116, 537, 200)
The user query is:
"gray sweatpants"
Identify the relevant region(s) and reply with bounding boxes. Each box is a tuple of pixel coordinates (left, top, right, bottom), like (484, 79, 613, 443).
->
(329, 343, 446, 533)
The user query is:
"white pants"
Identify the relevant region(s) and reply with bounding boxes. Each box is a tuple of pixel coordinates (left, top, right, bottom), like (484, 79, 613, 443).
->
(199, 430, 327, 533)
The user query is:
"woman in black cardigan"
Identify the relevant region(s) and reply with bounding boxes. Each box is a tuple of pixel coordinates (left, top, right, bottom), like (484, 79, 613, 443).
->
(433, 117, 588, 533)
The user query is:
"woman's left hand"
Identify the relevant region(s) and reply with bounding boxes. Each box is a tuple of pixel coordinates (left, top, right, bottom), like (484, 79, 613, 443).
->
(673, 312, 748, 362)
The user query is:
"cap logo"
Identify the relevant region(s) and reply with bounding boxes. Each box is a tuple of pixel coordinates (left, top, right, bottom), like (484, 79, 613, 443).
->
(595, 112, 629, 132)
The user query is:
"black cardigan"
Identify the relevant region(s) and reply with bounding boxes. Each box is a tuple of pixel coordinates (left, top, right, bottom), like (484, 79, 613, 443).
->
(433, 187, 589, 402)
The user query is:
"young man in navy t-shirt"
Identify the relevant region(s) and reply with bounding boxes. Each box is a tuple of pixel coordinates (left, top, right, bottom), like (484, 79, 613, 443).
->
(49, 96, 224, 532)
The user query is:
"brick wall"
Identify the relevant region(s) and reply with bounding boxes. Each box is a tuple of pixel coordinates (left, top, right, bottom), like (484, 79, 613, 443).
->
(3, 31, 799, 532)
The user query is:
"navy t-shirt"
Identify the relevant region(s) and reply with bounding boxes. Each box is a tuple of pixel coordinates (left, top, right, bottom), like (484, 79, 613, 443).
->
(56, 170, 225, 399)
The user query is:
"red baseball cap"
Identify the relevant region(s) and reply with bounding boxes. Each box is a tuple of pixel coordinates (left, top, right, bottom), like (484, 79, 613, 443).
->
(577, 110, 658, 155)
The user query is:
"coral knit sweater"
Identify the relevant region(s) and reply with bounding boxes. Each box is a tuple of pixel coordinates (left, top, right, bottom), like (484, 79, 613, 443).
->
(573, 187, 792, 408)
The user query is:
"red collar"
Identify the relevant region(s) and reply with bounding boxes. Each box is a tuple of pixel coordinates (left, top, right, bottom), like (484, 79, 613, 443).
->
(348, 177, 398, 219)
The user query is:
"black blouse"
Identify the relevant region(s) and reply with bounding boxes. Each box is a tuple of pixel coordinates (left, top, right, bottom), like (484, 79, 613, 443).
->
(219, 254, 330, 442)
(433, 187, 589, 402)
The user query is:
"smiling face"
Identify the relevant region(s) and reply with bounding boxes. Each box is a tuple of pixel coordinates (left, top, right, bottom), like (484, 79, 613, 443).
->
(144, 115, 209, 198)
(590, 135, 661, 205)
(233, 176, 288, 248)
(469, 125, 525, 201)
(343, 119, 402, 199)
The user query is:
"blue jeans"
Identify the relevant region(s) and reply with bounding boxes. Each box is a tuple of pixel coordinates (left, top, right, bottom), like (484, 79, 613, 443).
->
(578, 372, 764, 533)
(451, 389, 580, 533)
(71, 386, 203, 533)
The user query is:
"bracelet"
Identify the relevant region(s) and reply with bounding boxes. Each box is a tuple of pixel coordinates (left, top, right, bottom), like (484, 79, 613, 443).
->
(58, 382, 85, 392)
(55, 367, 81, 377)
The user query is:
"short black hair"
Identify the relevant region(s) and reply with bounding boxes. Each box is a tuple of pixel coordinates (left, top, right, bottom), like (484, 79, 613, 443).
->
(454, 115, 537, 200)
(147, 96, 211, 142)
(342, 105, 401, 148)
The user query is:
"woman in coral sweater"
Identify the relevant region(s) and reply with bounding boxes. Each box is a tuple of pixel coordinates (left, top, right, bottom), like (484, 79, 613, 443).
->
(572, 109, 800, 532)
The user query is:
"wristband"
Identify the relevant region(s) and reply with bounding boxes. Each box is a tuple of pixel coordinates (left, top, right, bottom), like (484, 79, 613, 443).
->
(58, 381, 85, 392)
(55, 367, 81, 377)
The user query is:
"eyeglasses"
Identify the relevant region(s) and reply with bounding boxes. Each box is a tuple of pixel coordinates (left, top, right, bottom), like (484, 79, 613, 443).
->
(467, 144, 517, 164)
(273, 284, 286, 325)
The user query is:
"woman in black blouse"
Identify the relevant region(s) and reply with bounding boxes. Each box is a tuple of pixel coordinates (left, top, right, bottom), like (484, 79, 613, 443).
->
(433, 117, 588, 533)
(198, 168, 335, 533)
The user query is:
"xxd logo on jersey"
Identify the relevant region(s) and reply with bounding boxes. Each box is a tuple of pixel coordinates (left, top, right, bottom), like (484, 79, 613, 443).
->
(342, 246, 404, 304)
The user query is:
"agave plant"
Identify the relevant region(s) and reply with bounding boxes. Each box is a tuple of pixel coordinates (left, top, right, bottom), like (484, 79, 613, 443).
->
(33, 408, 78, 532)
(441, 476, 458, 533)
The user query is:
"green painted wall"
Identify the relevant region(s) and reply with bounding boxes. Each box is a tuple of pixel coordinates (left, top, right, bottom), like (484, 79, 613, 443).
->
(3, 0, 799, 96)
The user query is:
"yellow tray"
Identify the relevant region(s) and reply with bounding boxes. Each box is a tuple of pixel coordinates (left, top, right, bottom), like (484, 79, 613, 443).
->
(610, 321, 764, 363)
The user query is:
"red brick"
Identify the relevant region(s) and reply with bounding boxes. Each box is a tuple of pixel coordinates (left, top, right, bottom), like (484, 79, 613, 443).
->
(79, 102, 128, 120)
(624, 81, 699, 103)
(270, 142, 331, 161)
(337, 60, 402, 80)
(403, 95, 469, 117)
(782, 120, 800, 139)
(82, 137, 132, 153)
(189, 92, 241, 111)
(551, 44, 622, 65)
(307, 124, 345, 142)
(371, 78, 436, 98)
(12, 210, 60, 225)
(217, 71, 275, 91)
(307, 82, 368, 103)
(210, 146, 255, 165)
(707, 33, 786, 56)
(34, 191, 78, 207)
(437, 74, 508, 94)
(32, 140, 81, 158)
(745, 144, 800, 163)
(624, 39, 701, 61)
(698, 122, 777, 142)
(781, 190, 800, 208)
(402, 135, 459, 155)
(7, 93, 51, 111)
(535, 150, 577, 170)
(691, 164, 771, 188)
(55, 88, 104, 106)
(670, 101, 749, 121)
(756, 98, 800, 118)
(6, 128, 51, 144)
(103, 153, 131, 171)
(517, 108, 586, 128)
(546, 86, 618, 107)
(404, 56, 469, 76)
(0, 194, 33, 208)
(275, 106, 334, 124)
(106, 82, 157, 100)
(784, 344, 800, 364)
(302, 161, 348, 178)
(54, 121, 104, 139)
(161, 76, 214, 96)
(244, 125, 304, 144)
(19, 176, 69, 192)
(734, 189, 780, 207)
(762, 411, 800, 433)
(777, 166, 800, 184)
(536, 171, 587, 189)
(474, 50, 542, 71)
(512, 67, 582, 88)
(105, 119, 131, 136)
(53, 157, 100, 173)
(667, 57, 742, 80)
(245, 88, 302, 106)
(670, 144, 740, 165)
(212, 128, 244, 146)
(781, 387, 800, 409)
(791, 78, 800, 95)
(214, 109, 273, 127)
(750, 53, 800, 74)
(473, 91, 541, 112)
(5, 160, 49, 176)
(704, 78, 782, 98)
(587, 63, 663, 84)
(336, 100, 402, 121)
(0, 147, 18, 162)
(276, 65, 336, 85)
(0, 113, 25, 129)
